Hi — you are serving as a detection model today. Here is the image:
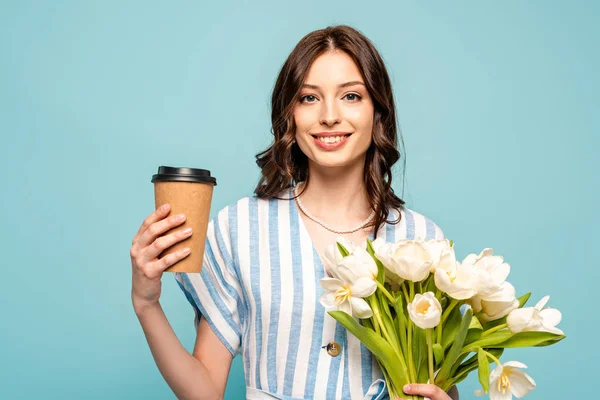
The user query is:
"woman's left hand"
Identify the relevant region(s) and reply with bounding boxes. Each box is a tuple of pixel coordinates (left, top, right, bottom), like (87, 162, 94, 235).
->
(396, 383, 452, 400)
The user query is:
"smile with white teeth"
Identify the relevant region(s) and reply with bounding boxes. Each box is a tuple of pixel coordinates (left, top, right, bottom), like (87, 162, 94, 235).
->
(315, 134, 350, 143)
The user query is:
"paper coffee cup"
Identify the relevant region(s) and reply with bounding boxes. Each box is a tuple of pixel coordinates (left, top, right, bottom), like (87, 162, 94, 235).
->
(151, 166, 217, 273)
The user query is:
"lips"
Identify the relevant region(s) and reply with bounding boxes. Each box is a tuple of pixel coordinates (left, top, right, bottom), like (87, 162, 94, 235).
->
(311, 131, 352, 138)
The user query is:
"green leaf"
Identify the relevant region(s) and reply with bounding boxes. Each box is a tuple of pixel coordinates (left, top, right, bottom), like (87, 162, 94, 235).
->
(441, 304, 463, 350)
(436, 307, 473, 385)
(477, 348, 490, 393)
(518, 292, 532, 308)
(465, 315, 483, 345)
(447, 348, 504, 390)
(328, 311, 410, 389)
(464, 331, 565, 354)
(336, 242, 350, 257)
(432, 343, 444, 365)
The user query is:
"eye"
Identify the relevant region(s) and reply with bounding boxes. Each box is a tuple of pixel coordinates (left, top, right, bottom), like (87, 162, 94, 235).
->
(344, 93, 362, 102)
(299, 94, 317, 103)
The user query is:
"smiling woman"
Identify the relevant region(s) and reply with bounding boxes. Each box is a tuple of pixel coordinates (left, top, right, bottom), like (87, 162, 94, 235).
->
(133, 24, 454, 400)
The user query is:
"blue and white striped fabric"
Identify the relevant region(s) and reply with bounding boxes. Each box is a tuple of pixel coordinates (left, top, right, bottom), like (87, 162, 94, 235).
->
(174, 187, 445, 400)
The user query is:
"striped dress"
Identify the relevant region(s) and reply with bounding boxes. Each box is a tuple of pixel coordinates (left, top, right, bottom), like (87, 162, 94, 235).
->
(174, 187, 445, 400)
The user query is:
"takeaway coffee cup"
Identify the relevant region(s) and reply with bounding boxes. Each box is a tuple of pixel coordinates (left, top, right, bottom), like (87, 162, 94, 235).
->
(151, 166, 217, 273)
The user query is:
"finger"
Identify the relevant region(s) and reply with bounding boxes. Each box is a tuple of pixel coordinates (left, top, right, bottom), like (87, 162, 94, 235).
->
(151, 246, 191, 272)
(138, 212, 187, 248)
(404, 384, 447, 399)
(144, 226, 193, 262)
(133, 204, 170, 245)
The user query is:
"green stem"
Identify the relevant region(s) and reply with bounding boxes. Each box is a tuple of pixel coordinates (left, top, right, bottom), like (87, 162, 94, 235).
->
(483, 349, 502, 366)
(481, 323, 507, 337)
(375, 280, 395, 304)
(426, 329, 434, 385)
(402, 283, 411, 305)
(436, 312, 443, 345)
(370, 297, 409, 375)
(409, 281, 415, 301)
(441, 298, 459, 325)
(406, 319, 415, 383)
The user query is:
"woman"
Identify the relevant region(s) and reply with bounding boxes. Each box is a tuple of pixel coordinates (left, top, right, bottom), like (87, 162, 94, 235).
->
(130, 25, 457, 400)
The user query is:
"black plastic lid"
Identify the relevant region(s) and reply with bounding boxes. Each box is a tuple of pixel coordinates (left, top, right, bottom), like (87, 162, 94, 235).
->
(151, 166, 217, 185)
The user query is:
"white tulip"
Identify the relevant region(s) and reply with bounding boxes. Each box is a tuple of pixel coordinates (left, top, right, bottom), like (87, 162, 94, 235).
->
(422, 239, 455, 272)
(434, 260, 479, 300)
(407, 292, 442, 329)
(475, 361, 536, 399)
(323, 238, 377, 281)
(470, 282, 520, 322)
(319, 272, 376, 318)
(372, 238, 432, 282)
(507, 296, 564, 335)
(461, 248, 511, 297)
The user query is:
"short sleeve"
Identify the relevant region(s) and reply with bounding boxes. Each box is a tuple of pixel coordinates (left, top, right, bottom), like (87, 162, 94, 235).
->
(174, 208, 245, 357)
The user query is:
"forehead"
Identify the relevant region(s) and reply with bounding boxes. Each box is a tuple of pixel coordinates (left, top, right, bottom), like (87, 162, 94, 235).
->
(304, 50, 363, 86)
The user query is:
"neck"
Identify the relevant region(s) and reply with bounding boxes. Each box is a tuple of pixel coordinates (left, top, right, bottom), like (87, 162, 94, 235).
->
(296, 159, 373, 227)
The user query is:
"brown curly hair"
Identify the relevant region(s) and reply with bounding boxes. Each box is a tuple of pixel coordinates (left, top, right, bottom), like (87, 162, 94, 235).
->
(254, 25, 406, 238)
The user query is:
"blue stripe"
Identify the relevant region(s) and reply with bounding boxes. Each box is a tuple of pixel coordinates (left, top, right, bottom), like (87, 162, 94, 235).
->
(198, 245, 242, 339)
(341, 330, 350, 398)
(266, 198, 281, 393)
(303, 247, 326, 398)
(249, 197, 263, 389)
(425, 217, 435, 240)
(325, 323, 345, 398)
(283, 197, 305, 396)
(213, 217, 247, 324)
(405, 209, 415, 239)
(174, 274, 200, 328)
(179, 273, 236, 356)
(386, 209, 396, 243)
(228, 204, 252, 383)
(360, 342, 373, 395)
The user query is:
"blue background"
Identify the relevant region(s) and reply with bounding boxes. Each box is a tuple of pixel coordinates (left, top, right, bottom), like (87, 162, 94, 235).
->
(1, 1, 596, 399)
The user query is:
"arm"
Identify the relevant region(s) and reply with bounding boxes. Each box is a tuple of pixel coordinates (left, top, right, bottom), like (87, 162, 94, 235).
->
(135, 301, 233, 400)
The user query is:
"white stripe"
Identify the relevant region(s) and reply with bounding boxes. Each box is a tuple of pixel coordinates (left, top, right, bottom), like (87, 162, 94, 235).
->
(184, 273, 240, 351)
(314, 315, 335, 399)
(291, 217, 317, 397)
(335, 349, 344, 398)
(258, 198, 272, 390)
(276, 199, 293, 391)
(348, 333, 364, 399)
(237, 198, 255, 385)
(412, 210, 428, 240)
(213, 211, 244, 320)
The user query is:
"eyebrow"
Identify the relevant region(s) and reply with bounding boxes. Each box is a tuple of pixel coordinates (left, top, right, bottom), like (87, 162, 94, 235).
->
(301, 81, 366, 89)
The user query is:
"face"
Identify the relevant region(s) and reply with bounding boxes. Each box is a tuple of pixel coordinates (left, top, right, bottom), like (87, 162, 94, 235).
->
(293, 50, 374, 171)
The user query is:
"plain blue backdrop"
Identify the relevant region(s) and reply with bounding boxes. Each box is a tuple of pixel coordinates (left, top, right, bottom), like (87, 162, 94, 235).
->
(1, 1, 597, 399)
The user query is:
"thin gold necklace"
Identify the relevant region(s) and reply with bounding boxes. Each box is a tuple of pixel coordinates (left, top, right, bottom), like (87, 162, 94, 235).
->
(293, 185, 375, 234)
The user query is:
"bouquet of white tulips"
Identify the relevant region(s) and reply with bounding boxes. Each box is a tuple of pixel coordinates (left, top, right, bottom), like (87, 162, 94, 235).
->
(320, 237, 565, 400)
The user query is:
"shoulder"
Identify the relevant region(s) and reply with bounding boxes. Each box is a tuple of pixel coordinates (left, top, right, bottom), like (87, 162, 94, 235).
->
(394, 205, 446, 240)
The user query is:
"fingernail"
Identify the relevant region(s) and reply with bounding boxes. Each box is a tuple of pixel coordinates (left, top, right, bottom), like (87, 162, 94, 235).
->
(161, 204, 169, 212)
(183, 228, 192, 234)
(403, 384, 411, 392)
(176, 214, 185, 221)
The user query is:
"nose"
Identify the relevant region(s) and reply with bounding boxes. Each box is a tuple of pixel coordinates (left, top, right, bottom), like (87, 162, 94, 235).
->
(319, 99, 341, 126)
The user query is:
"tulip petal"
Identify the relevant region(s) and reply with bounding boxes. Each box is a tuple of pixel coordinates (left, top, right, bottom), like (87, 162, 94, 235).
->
(350, 277, 377, 298)
(540, 308, 562, 327)
(319, 292, 337, 308)
(503, 361, 528, 369)
(336, 265, 358, 284)
(350, 297, 373, 319)
(320, 278, 343, 292)
(507, 368, 536, 398)
(339, 300, 352, 316)
(534, 295, 550, 310)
